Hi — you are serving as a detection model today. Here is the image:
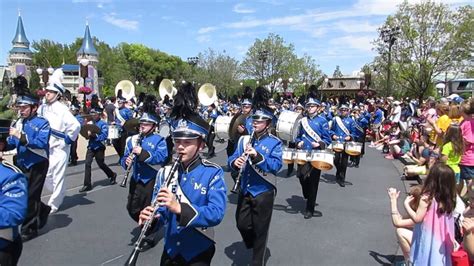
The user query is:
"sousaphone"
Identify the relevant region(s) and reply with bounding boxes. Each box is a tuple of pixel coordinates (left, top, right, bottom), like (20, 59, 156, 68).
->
(198, 83, 217, 106)
(159, 79, 177, 100)
(115, 80, 135, 100)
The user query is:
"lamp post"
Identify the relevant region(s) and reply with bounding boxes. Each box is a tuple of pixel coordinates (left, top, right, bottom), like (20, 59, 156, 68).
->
(187, 56, 199, 85)
(149, 80, 154, 93)
(257, 50, 269, 84)
(36, 67, 54, 89)
(381, 25, 400, 97)
(79, 58, 90, 112)
(436, 83, 445, 97)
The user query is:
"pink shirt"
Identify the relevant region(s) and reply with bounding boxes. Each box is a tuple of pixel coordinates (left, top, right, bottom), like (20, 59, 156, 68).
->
(461, 118, 474, 166)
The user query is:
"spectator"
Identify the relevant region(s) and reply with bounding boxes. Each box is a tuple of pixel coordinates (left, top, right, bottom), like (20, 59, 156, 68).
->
(459, 99, 474, 193)
(388, 186, 422, 263)
(387, 131, 412, 160)
(440, 124, 463, 193)
(405, 163, 456, 265)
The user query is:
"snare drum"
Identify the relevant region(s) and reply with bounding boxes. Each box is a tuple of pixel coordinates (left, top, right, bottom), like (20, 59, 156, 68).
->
(282, 148, 295, 164)
(345, 141, 363, 156)
(108, 125, 120, 139)
(309, 150, 335, 171)
(294, 150, 309, 165)
(332, 141, 345, 153)
(276, 111, 302, 142)
(215, 115, 232, 140)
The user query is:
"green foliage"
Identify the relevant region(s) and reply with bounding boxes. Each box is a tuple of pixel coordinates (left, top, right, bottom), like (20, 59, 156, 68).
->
(332, 65, 343, 78)
(373, 2, 473, 100)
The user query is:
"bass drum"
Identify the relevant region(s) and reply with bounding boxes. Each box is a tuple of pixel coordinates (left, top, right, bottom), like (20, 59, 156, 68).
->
(276, 111, 302, 142)
(159, 121, 170, 138)
(215, 115, 232, 140)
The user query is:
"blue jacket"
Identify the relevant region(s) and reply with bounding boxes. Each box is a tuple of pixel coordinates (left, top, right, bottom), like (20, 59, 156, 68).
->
(75, 114, 84, 125)
(115, 107, 133, 127)
(121, 133, 168, 184)
(372, 108, 384, 124)
(7, 115, 50, 169)
(88, 119, 108, 151)
(352, 116, 369, 139)
(0, 161, 27, 250)
(244, 115, 253, 135)
(330, 116, 356, 141)
(228, 132, 283, 197)
(153, 157, 226, 261)
(295, 114, 331, 151)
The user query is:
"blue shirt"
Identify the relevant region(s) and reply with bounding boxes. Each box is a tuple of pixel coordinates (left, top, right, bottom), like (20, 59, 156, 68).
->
(228, 132, 283, 197)
(0, 161, 27, 250)
(330, 116, 356, 141)
(87, 119, 108, 151)
(372, 108, 384, 124)
(295, 114, 331, 150)
(153, 157, 226, 261)
(115, 107, 133, 127)
(121, 132, 168, 184)
(352, 116, 369, 139)
(6, 115, 50, 169)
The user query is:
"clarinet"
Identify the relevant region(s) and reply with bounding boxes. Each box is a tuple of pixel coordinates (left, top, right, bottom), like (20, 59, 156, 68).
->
(120, 133, 144, 188)
(231, 131, 255, 194)
(125, 155, 182, 266)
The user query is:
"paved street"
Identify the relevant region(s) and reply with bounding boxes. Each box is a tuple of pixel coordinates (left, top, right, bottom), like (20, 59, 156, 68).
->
(17, 140, 406, 266)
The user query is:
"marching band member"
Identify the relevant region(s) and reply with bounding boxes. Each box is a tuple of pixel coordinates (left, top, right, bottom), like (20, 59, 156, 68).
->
(69, 104, 83, 166)
(330, 105, 356, 187)
(79, 108, 117, 192)
(241, 87, 254, 135)
(228, 86, 283, 265)
(295, 95, 331, 218)
(371, 102, 385, 142)
(161, 95, 174, 165)
(112, 92, 133, 160)
(286, 99, 305, 177)
(122, 95, 168, 224)
(138, 83, 226, 264)
(0, 121, 28, 265)
(205, 103, 218, 158)
(6, 95, 50, 241)
(38, 69, 81, 213)
(349, 106, 368, 168)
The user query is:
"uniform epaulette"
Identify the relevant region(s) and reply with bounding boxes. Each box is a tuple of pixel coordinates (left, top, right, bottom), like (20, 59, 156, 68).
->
(2, 160, 23, 173)
(201, 159, 220, 169)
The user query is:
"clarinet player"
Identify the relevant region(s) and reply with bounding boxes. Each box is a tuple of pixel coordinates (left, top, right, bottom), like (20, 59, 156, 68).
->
(121, 96, 168, 224)
(138, 83, 227, 265)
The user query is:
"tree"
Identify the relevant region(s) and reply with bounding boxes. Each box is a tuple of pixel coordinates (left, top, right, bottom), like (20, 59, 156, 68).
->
(195, 48, 240, 98)
(373, 2, 473, 101)
(332, 65, 343, 78)
(240, 33, 298, 95)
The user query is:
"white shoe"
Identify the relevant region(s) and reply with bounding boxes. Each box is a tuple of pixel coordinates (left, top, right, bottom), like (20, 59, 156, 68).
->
(376, 145, 384, 151)
(49, 206, 58, 214)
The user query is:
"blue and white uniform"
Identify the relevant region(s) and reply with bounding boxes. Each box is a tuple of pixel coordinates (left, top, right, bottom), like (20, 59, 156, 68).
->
(152, 157, 226, 262)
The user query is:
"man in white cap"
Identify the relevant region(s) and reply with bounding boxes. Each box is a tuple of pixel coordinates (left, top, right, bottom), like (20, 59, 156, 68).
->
(38, 69, 81, 213)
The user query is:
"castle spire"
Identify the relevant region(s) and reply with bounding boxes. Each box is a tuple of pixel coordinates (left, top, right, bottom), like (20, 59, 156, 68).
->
(77, 23, 98, 56)
(11, 12, 30, 47)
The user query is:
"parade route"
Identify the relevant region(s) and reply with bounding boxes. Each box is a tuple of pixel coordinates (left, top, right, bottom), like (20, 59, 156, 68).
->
(17, 140, 407, 266)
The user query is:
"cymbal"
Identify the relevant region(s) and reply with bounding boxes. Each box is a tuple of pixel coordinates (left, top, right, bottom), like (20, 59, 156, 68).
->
(123, 118, 139, 134)
(80, 124, 100, 139)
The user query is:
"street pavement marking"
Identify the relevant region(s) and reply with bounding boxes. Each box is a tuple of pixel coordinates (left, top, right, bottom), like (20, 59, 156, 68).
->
(101, 255, 123, 265)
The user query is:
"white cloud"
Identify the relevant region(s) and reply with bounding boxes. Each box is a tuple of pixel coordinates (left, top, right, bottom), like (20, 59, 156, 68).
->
(198, 26, 218, 34)
(334, 20, 380, 33)
(196, 35, 211, 43)
(103, 13, 139, 31)
(330, 35, 375, 53)
(233, 3, 256, 14)
(97, 3, 104, 8)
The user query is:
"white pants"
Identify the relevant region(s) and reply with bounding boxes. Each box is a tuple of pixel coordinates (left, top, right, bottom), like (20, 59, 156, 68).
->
(44, 146, 70, 210)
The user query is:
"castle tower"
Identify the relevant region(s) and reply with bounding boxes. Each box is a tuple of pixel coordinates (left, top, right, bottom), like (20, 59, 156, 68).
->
(8, 11, 33, 83)
(77, 22, 99, 94)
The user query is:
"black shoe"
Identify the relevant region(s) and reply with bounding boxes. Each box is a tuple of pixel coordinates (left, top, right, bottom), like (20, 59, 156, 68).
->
(286, 169, 293, 177)
(68, 161, 77, 166)
(21, 229, 38, 242)
(338, 180, 346, 187)
(79, 185, 92, 192)
(354, 164, 359, 168)
(110, 173, 117, 185)
(38, 205, 51, 229)
(313, 210, 323, 217)
(304, 210, 313, 219)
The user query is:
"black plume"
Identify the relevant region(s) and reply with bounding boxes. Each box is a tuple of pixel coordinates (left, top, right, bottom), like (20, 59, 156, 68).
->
(242, 86, 253, 100)
(13, 76, 29, 96)
(117, 89, 123, 100)
(163, 95, 173, 107)
(308, 85, 318, 99)
(143, 95, 157, 114)
(230, 95, 239, 104)
(298, 94, 306, 105)
(137, 92, 146, 105)
(252, 86, 270, 109)
(171, 82, 199, 119)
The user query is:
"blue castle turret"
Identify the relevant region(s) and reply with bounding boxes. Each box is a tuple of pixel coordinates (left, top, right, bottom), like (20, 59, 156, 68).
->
(77, 22, 99, 95)
(8, 11, 33, 81)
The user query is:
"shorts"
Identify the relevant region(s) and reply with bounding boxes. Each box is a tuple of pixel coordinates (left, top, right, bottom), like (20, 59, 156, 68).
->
(460, 165, 474, 180)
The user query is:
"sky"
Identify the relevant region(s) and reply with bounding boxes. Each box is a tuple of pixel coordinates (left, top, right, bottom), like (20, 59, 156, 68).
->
(0, 0, 470, 76)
